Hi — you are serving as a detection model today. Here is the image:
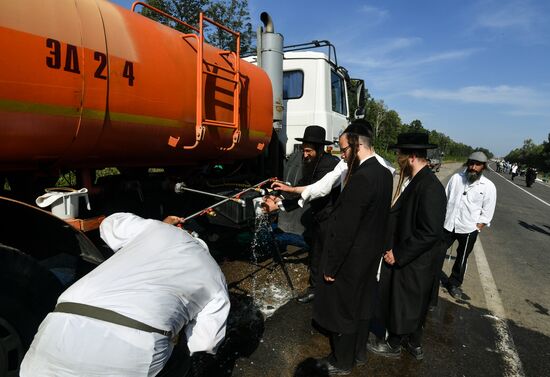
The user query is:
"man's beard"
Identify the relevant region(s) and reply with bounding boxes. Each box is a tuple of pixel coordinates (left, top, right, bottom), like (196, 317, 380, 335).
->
(467, 170, 482, 183)
(302, 155, 319, 179)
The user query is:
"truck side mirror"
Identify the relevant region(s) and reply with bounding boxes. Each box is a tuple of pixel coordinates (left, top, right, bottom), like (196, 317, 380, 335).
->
(353, 79, 366, 119)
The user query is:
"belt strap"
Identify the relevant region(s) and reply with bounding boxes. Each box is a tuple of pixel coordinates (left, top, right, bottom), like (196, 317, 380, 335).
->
(54, 302, 172, 338)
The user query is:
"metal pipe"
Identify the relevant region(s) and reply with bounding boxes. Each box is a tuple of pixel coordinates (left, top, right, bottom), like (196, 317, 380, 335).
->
(175, 184, 245, 206)
(260, 12, 274, 33)
(183, 178, 275, 221)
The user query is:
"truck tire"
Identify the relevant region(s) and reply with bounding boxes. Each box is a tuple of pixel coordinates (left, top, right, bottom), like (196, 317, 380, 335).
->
(0, 245, 63, 377)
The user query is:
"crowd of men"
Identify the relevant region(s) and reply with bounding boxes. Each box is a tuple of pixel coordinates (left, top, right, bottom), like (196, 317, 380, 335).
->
(264, 121, 496, 374)
(496, 160, 538, 186)
(20, 121, 497, 376)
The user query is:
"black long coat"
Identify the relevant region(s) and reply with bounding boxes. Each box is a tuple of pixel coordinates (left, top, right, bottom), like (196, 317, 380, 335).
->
(313, 157, 392, 334)
(282, 152, 340, 222)
(385, 166, 446, 334)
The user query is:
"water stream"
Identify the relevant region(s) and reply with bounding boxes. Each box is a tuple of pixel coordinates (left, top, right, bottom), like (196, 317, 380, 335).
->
(249, 213, 294, 318)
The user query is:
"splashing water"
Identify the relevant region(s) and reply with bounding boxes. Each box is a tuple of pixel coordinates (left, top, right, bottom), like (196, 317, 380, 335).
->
(249, 213, 294, 318)
(250, 213, 275, 264)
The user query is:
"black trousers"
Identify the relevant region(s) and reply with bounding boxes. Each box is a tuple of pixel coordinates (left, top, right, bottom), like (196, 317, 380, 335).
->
(329, 320, 370, 369)
(308, 219, 326, 289)
(387, 325, 423, 348)
(429, 238, 448, 307)
(446, 229, 479, 287)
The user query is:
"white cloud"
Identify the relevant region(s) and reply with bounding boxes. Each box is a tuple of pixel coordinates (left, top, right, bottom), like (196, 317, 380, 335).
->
(343, 47, 478, 70)
(407, 85, 550, 110)
(359, 5, 388, 23)
(470, 0, 548, 44)
(377, 37, 422, 55)
(392, 48, 479, 67)
(475, 0, 537, 30)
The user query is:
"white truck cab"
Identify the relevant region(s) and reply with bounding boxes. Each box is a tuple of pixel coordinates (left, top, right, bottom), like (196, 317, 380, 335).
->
(247, 13, 364, 159)
(245, 49, 355, 156)
(282, 51, 350, 155)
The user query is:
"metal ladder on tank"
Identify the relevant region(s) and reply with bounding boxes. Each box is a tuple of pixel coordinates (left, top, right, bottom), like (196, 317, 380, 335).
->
(132, 3, 242, 151)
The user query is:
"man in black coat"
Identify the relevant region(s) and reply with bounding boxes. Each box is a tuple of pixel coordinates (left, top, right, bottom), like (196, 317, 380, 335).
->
(369, 132, 446, 361)
(312, 121, 393, 374)
(263, 125, 340, 303)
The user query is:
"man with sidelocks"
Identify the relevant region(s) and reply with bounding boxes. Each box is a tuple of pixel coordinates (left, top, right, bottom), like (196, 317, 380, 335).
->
(440, 151, 496, 300)
(310, 121, 391, 374)
(369, 132, 446, 361)
(263, 125, 340, 303)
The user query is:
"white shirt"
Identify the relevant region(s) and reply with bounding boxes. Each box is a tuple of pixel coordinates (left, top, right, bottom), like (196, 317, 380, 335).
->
(21, 213, 230, 377)
(511, 165, 518, 173)
(444, 171, 497, 234)
(299, 153, 395, 206)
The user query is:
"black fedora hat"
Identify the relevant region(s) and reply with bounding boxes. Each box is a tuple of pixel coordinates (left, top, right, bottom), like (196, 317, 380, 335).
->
(295, 125, 333, 145)
(343, 119, 373, 138)
(389, 132, 437, 150)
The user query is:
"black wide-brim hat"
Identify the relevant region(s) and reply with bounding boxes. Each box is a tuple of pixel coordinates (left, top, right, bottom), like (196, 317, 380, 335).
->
(389, 132, 437, 150)
(295, 125, 333, 145)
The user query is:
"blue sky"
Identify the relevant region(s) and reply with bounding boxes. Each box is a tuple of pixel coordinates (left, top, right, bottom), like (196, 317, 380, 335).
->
(113, 0, 550, 156)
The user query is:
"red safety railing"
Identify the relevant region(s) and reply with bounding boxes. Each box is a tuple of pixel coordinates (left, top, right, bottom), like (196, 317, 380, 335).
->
(132, 2, 242, 151)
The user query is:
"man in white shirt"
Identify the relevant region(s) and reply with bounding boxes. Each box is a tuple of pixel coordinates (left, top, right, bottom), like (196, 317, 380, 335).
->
(270, 148, 395, 208)
(21, 213, 230, 377)
(442, 151, 497, 299)
(511, 163, 519, 181)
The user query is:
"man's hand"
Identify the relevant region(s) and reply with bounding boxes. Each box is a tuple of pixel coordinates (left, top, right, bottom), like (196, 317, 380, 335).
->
(476, 223, 485, 231)
(271, 181, 294, 193)
(384, 250, 395, 265)
(163, 215, 185, 225)
(324, 274, 335, 282)
(261, 195, 281, 213)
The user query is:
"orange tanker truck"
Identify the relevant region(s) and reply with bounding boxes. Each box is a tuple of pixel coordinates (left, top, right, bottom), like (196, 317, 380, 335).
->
(0, 1, 365, 374)
(1, 0, 275, 374)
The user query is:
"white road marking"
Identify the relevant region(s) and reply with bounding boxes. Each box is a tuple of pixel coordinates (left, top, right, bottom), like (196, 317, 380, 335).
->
(488, 167, 550, 207)
(474, 238, 525, 377)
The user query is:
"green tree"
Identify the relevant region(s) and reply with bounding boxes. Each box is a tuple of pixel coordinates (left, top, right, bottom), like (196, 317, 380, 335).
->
(474, 147, 493, 160)
(376, 109, 401, 154)
(142, 0, 254, 54)
(541, 134, 550, 172)
(207, 0, 254, 54)
(408, 119, 425, 132)
(366, 99, 386, 139)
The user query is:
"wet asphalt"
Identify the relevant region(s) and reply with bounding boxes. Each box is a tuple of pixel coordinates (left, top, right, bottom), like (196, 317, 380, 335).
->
(189, 162, 550, 377)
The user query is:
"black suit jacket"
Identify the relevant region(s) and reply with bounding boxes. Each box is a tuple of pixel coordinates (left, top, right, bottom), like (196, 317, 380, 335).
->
(282, 152, 340, 223)
(385, 165, 446, 334)
(313, 157, 393, 334)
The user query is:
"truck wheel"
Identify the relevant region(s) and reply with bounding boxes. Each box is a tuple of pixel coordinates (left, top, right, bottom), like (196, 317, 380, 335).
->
(0, 245, 63, 377)
(0, 298, 25, 377)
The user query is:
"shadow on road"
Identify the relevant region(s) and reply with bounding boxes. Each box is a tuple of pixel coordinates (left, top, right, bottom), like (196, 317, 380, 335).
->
(518, 220, 550, 236)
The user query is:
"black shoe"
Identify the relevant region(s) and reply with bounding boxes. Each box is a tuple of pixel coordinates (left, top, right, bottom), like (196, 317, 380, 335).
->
(447, 285, 463, 299)
(296, 291, 315, 304)
(405, 342, 424, 360)
(355, 356, 368, 367)
(367, 338, 401, 358)
(316, 358, 352, 375)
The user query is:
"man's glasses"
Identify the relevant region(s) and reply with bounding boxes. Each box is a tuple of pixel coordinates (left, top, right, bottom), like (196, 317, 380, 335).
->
(341, 145, 352, 153)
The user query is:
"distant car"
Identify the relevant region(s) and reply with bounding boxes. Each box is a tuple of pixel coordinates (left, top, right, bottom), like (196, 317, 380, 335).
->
(427, 149, 443, 172)
(428, 157, 441, 172)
